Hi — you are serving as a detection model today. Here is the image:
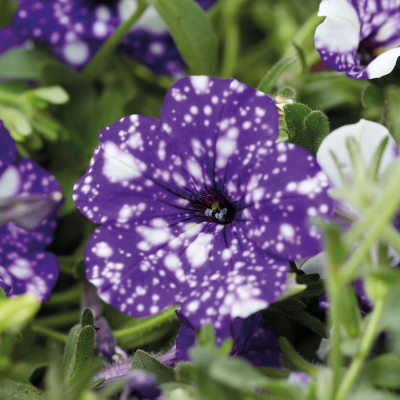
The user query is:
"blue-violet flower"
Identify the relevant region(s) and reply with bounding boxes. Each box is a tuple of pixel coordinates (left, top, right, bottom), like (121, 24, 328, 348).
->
(73, 76, 332, 329)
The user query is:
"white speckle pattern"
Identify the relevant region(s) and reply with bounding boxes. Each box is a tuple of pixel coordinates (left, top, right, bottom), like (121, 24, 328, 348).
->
(74, 76, 333, 328)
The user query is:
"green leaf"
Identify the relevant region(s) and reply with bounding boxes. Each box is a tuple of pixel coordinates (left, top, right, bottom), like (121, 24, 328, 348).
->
(26, 86, 70, 105)
(62, 324, 81, 379)
(131, 350, 175, 385)
(0, 47, 57, 79)
(209, 357, 267, 390)
(257, 56, 297, 95)
(0, 380, 45, 400)
(296, 273, 320, 285)
(150, 0, 218, 75)
(362, 84, 384, 108)
(366, 354, 400, 389)
(256, 367, 290, 379)
(342, 285, 361, 338)
(68, 326, 95, 385)
(0, 295, 40, 334)
(0, 108, 32, 140)
(80, 308, 94, 328)
(196, 324, 216, 350)
(278, 86, 297, 100)
(284, 103, 330, 155)
(0, 288, 6, 300)
(278, 309, 328, 338)
(292, 41, 306, 74)
(219, 338, 233, 357)
(86, 377, 105, 391)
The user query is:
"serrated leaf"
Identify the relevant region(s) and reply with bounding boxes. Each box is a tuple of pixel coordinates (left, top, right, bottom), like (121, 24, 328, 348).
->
(68, 326, 95, 385)
(80, 308, 94, 328)
(278, 308, 328, 338)
(257, 56, 297, 95)
(131, 350, 175, 385)
(150, 0, 217, 75)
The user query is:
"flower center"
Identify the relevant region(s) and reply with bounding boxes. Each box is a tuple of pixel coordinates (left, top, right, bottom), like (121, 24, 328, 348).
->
(187, 189, 236, 225)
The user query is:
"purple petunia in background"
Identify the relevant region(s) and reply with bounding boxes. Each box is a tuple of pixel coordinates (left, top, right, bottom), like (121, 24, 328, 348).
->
(0, 120, 63, 301)
(73, 75, 332, 330)
(3, 0, 216, 76)
(315, 0, 400, 79)
(176, 310, 282, 367)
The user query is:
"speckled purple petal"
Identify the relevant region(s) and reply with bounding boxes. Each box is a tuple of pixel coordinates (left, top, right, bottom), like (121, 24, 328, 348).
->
(0, 120, 17, 166)
(13, 0, 216, 75)
(0, 155, 62, 302)
(315, 0, 400, 79)
(0, 251, 58, 302)
(0, 278, 11, 295)
(77, 76, 331, 329)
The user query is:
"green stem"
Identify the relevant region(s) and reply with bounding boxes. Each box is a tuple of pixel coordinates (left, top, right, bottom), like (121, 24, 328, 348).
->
(113, 307, 178, 339)
(34, 310, 80, 328)
(341, 161, 400, 281)
(327, 273, 342, 397)
(278, 337, 319, 376)
(31, 324, 68, 343)
(81, 0, 148, 81)
(335, 298, 385, 400)
(382, 225, 400, 254)
(220, 0, 242, 78)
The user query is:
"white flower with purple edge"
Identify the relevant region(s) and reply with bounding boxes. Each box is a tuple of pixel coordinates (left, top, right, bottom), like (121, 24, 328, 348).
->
(0, 120, 63, 301)
(315, 0, 400, 79)
(299, 119, 399, 311)
(73, 75, 333, 329)
(9, 0, 216, 76)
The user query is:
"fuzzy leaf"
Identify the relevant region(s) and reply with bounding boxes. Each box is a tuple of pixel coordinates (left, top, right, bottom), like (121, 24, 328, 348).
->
(150, 0, 217, 75)
(366, 354, 400, 389)
(80, 308, 94, 328)
(68, 325, 95, 385)
(131, 350, 175, 385)
(0, 380, 44, 400)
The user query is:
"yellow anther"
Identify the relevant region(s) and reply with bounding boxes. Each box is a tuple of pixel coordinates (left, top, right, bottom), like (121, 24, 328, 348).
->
(211, 202, 219, 211)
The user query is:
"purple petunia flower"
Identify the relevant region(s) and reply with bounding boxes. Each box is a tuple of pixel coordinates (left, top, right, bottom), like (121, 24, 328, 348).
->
(73, 76, 332, 329)
(120, 370, 162, 400)
(315, 0, 400, 79)
(0, 120, 63, 301)
(10, 0, 215, 75)
(176, 310, 282, 367)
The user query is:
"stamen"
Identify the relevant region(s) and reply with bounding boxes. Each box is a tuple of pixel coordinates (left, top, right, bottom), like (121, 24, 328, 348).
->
(211, 202, 219, 211)
(215, 213, 224, 220)
(220, 208, 227, 215)
(205, 209, 213, 217)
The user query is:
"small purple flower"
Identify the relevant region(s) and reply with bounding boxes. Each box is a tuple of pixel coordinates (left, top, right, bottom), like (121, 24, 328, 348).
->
(73, 76, 332, 329)
(121, 370, 162, 400)
(315, 0, 400, 79)
(288, 372, 311, 387)
(176, 310, 282, 367)
(11, 0, 216, 75)
(0, 120, 63, 301)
